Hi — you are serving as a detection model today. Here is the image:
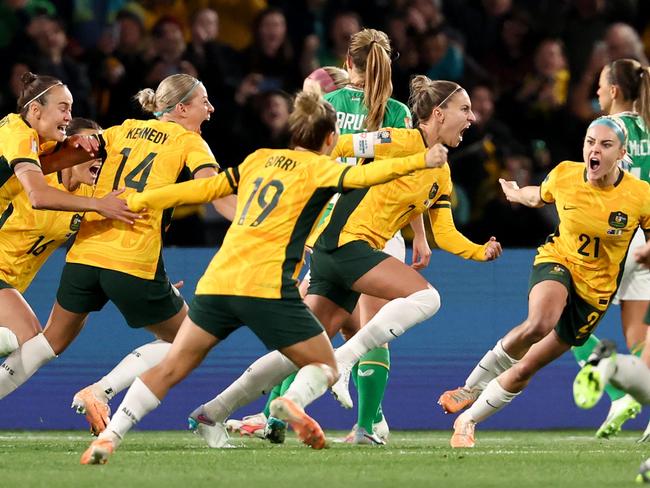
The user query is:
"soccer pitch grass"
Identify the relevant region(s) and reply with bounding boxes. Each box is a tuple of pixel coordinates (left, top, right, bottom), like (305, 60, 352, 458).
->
(0, 430, 646, 487)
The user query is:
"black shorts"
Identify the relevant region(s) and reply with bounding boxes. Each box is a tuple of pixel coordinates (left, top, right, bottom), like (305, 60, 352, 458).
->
(57, 263, 185, 328)
(307, 240, 390, 313)
(529, 262, 606, 346)
(189, 294, 325, 350)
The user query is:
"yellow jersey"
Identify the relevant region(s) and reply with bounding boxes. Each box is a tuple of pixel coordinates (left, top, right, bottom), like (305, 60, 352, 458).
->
(0, 113, 45, 215)
(66, 119, 218, 279)
(126, 147, 429, 299)
(316, 128, 489, 260)
(536, 161, 650, 309)
(0, 173, 93, 292)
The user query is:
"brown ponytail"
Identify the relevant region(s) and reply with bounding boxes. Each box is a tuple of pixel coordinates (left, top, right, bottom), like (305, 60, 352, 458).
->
(608, 58, 650, 129)
(348, 29, 393, 131)
(16, 72, 63, 115)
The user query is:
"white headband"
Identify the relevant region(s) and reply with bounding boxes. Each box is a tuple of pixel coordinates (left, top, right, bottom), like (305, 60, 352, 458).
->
(24, 82, 63, 108)
(435, 86, 462, 110)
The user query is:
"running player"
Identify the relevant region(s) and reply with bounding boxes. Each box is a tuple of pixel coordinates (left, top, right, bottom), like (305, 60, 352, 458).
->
(188, 76, 501, 448)
(0, 74, 230, 425)
(439, 116, 650, 448)
(570, 58, 650, 438)
(79, 90, 448, 463)
(0, 118, 102, 356)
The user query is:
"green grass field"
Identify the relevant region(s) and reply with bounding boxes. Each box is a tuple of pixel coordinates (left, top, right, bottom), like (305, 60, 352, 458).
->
(0, 430, 647, 487)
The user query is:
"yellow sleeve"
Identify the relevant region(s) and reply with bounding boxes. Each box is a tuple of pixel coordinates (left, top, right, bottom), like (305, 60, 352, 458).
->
(540, 164, 561, 204)
(338, 152, 428, 190)
(7, 129, 41, 170)
(428, 173, 486, 261)
(332, 128, 427, 160)
(127, 167, 237, 211)
(182, 132, 220, 175)
(640, 184, 650, 231)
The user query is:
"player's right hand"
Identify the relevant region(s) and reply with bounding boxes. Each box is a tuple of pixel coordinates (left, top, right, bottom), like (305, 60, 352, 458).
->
(424, 144, 448, 168)
(96, 189, 142, 224)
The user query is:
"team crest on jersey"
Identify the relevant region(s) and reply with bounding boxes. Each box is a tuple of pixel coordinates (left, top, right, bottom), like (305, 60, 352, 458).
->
(608, 211, 628, 229)
(69, 213, 82, 232)
(549, 265, 566, 276)
(428, 182, 439, 200)
(377, 130, 392, 144)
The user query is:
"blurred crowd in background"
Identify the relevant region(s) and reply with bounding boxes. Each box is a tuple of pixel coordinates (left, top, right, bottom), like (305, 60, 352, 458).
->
(1, 0, 649, 247)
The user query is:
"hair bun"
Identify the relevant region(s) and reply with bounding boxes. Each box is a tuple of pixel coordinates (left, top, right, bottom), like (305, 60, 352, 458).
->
(20, 71, 38, 86)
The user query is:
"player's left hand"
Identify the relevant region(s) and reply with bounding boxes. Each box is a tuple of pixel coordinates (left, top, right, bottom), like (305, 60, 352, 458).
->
(484, 236, 502, 261)
(411, 233, 432, 270)
(66, 134, 99, 158)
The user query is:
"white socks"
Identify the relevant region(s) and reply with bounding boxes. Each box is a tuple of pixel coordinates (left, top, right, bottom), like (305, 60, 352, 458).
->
(0, 333, 56, 399)
(465, 378, 520, 423)
(96, 340, 171, 400)
(0, 327, 19, 356)
(284, 364, 336, 409)
(606, 354, 650, 404)
(203, 351, 298, 422)
(335, 288, 441, 367)
(465, 340, 518, 391)
(101, 377, 160, 440)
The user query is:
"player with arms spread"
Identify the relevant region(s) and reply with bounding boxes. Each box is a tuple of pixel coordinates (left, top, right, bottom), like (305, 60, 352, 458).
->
(440, 116, 650, 448)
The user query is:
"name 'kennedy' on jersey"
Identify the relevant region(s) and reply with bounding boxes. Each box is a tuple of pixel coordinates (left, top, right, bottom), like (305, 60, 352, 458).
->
(125, 127, 169, 145)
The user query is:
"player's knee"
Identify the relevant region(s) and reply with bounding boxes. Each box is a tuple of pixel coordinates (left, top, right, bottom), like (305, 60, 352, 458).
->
(509, 361, 537, 385)
(408, 286, 441, 319)
(520, 316, 556, 344)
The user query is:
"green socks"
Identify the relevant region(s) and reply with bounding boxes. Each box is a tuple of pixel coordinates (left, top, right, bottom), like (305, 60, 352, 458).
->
(263, 384, 282, 418)
(357, 347, 390, 433)
(572, 334, 625, 402)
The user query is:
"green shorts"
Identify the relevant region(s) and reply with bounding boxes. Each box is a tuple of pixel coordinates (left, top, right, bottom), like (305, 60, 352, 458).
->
(188, 295, 325, 350)
(308, 240, 390, 313)
(529, 263, 607, 346)
(57, 263, 185, 328)
(0, 278, 13, 290)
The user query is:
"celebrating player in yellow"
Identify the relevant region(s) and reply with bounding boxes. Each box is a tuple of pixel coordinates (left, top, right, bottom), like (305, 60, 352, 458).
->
(188, 75, 501, 448)
(79, 90, 449, 463)
(0, 118, 102, 356)
(439, 115, 650, 448)
(0, 74, 231, 428)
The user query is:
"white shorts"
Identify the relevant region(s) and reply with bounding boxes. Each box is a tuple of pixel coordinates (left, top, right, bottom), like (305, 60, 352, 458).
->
(612, 228, 650, 304)
(301, 232, 406, 285)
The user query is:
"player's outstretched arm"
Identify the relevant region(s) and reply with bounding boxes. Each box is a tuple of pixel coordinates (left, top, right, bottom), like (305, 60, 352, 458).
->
(498, 178, 544, 208)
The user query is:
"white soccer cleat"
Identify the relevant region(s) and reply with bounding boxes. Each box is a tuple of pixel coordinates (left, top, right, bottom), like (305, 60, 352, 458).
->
(188, 405, 233, 448)
(330, 364, 353, 409)
(373, 414, 390, 443)
(224, 412, 267, 439)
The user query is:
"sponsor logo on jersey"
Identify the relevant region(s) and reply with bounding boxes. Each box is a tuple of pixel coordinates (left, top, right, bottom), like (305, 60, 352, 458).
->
(357, 369, 374, 377)
(608, 211, 628, 229)
(607, 228, 623, 236)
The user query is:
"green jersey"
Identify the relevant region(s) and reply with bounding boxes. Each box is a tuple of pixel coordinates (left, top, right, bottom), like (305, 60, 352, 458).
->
(325, 86, 412, 135)
(615, 112, 650, 182)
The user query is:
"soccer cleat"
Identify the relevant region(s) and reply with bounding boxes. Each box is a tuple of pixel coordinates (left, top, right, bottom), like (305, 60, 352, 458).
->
(224, 412, 267, 439)
(330, 364, 353, 409)
(373, 415, 390, 443)
(344, 426, 385, 445)
(188, 405, 232, 448)
(586, 339, 617, 365)
(595, 394, 642, 438)
(80, 438, 115, 465)
(264, 416, 287, 444)
(438, 386, 480, 414)
(71, 386, 111, 436)
(270, 397, 326, 449)
(573, 365, 605, 409)
(450, 413, 476, 448)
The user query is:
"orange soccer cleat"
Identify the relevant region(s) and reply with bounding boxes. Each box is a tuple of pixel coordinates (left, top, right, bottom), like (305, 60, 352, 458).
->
(438, 386, 480, 414)
(269, 397, 326, 450)
(80, 438, 115, 465)
(450, 413, 476, 448)
(72, 386, 111, 436)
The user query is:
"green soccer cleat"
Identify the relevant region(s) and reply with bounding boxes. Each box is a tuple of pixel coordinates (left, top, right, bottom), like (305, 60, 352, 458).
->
(573, 365, 605, 409)
(595, 394, 642, 439)
(264, 416, 287, 444)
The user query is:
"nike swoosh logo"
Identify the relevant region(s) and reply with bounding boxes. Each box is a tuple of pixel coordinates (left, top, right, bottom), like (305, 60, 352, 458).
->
(197, 414, 216, 426)
(357, 369, 374, 377)
(485, 400, 499, 409)
(478, 363, 489, 372)
(563, 204, 577, 210)
(389, 328, 399, 338)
